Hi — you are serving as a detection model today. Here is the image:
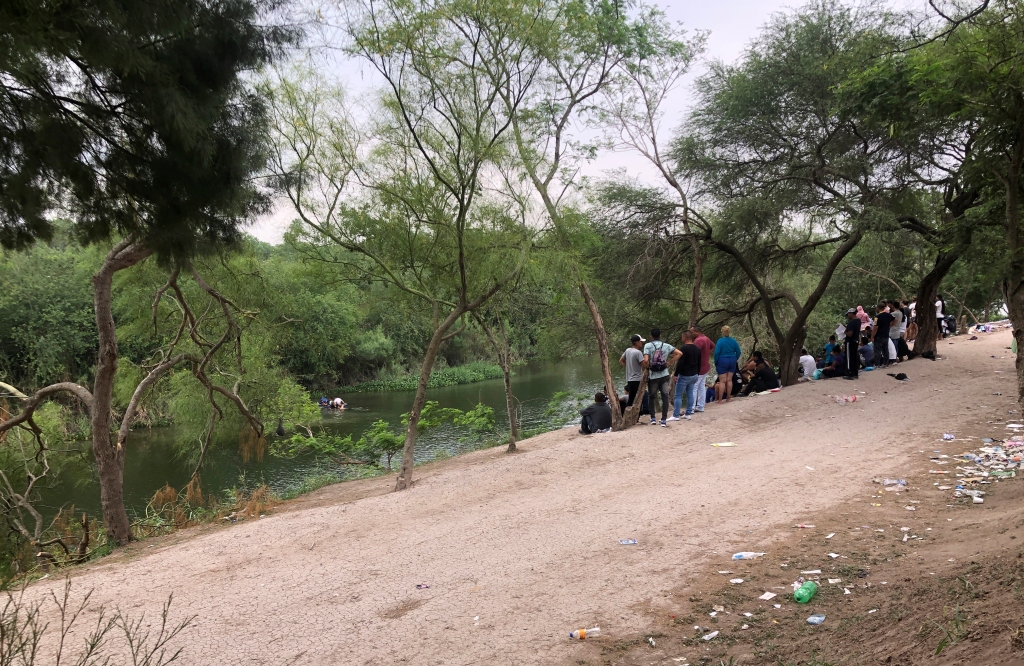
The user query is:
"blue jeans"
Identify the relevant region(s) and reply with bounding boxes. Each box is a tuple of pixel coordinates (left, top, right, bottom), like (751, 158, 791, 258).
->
(673, 375, 699, 417)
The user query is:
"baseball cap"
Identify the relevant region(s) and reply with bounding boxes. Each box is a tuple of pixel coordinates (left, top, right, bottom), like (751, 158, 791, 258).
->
(846, 308, 857, 314)
(630, 334, 646, 343)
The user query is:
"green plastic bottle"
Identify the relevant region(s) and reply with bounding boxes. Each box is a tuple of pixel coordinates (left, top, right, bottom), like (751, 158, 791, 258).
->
(794, 581, 818, 603)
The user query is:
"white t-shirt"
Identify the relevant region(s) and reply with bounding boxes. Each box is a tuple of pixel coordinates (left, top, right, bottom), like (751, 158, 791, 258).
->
(936, 300, 943, 318)
(799, 355, 816, 378)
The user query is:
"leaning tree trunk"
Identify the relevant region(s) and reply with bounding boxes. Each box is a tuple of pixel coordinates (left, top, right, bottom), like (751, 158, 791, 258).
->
(912, 250, 961, 357)
(579, 282, 624, 429)
(395, 309, 463, 491)
(688, 242, 704, 329)
(620, 369, 649, 428)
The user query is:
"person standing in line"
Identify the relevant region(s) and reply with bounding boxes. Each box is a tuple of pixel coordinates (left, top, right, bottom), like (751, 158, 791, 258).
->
(887, 299, 904, 362)
(844, 308, 862, 379)
(669, 330, 702, 421)
(873, 302, 894, 368)
(619, 334, 646, 414)
(936, 294, 947, 338)
(643, 329, 681, 427)
(713, 325, 742, 403)
(690, 325, 713, 413)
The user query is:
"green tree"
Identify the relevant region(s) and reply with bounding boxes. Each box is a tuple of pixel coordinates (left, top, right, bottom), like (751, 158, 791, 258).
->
(0, 0, 291, 545)
(673, 0, 913, 384)
(267, 19, 532, 491)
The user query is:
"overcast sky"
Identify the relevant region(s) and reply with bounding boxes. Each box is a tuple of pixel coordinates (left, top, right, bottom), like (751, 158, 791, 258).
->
(246, 0, 806, 243)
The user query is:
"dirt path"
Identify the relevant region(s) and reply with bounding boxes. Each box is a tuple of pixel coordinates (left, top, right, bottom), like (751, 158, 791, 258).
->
(31, 331, 1017, 665)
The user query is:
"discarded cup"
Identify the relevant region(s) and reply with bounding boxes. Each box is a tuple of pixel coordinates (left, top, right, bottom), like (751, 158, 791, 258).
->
(806, 614, 826, 625)
(569, 627, 600, 640)
(732, 552, 765, 560)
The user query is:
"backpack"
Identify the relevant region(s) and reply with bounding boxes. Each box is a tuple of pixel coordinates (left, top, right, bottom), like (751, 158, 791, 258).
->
(649, 342, 668, 372)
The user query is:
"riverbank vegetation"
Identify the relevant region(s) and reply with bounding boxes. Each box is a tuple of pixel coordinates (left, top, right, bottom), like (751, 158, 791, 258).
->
(2, 0, 1024, 585)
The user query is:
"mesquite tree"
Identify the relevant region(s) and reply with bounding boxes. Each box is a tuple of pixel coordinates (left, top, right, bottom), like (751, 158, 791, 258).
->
(672, 1, 915, 384)
(267, 17, 533, 490)
(0, 0, 289, 544)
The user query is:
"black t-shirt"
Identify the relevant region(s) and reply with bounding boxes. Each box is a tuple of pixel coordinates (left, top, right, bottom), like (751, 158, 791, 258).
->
(580, 402, 612, 430)
(845, 318, 861, 339)
(874, 312, 894, 340)
(754, 363, 779, 389)
(674, 343, 702, 377)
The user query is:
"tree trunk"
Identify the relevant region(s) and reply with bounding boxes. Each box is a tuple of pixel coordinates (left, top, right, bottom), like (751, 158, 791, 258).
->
(620, 369, 648, 427)
(688, 242, 703, 329)
(1001, 142, 1024, 409)
(90, 241, 153, 546)
(395, 309, 463, 491)
(777, 329, 808, 387)
(579, 282, 623, 429)
(912, 250, 961, 357)
(501, 361, 518, 453)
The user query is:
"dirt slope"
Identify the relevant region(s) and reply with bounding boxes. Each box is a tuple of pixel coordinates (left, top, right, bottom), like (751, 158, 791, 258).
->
(30, 330, 1022, 665)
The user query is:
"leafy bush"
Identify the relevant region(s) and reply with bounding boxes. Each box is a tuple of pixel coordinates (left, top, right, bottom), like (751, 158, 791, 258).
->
(349, 361, 505, 392)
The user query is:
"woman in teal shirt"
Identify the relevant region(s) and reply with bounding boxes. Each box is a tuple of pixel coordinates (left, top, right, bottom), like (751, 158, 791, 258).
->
(713, 325, 742, 403)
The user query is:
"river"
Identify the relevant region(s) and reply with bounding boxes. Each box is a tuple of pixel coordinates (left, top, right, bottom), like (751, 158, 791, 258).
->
(38, 356, 609, 520)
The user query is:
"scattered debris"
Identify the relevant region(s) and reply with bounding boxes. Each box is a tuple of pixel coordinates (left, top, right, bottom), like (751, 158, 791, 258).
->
(733, 552, 765, 560)
(711, 442, 736, 447)
(729, 578, 744, 584)
(807, 614, 826, 625)
(702, 631, 719, 641)
(758, 592, 777, 601)
(569, 627, 600, 640)
(415, 584, 430, 589)
(619, 539, 637, 545)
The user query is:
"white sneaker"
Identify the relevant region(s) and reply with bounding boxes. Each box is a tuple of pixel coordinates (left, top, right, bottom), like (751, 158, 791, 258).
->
(667, 416, 680, 422)
(683, 414, 692, 420)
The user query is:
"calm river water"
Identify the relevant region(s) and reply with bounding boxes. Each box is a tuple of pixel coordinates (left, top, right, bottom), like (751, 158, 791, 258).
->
(38, 357, 609, 519)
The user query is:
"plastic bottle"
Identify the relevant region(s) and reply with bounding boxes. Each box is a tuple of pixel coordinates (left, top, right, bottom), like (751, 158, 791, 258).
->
(793, 580, 818, 603)
(569, 627, 600, 640)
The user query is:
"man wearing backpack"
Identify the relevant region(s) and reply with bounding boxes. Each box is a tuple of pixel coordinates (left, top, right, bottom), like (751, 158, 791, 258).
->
(644, 328, 682, 427)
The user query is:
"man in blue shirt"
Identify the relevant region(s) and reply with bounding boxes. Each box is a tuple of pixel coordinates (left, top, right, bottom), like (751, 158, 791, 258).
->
(643, 328, 681, 427)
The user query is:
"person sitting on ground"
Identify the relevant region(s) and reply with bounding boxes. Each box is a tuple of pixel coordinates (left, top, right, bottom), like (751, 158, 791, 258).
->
(798, 348, 816, 379)
(821, 334, 837, 368)
(821, 349, 847, 378)
(740, 351, 780, 396)
(579, 392, 612, 434)
(858, 335, 874, 368)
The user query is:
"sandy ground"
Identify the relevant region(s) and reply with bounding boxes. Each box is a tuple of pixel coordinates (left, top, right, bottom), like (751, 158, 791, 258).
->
(29, 330, 1018, 665)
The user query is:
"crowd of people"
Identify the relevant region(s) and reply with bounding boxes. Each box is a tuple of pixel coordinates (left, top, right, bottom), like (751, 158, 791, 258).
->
(578, 295, 955, 433)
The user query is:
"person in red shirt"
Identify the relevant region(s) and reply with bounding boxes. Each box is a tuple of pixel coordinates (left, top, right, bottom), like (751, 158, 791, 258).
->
(690, 325, 713, 412)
